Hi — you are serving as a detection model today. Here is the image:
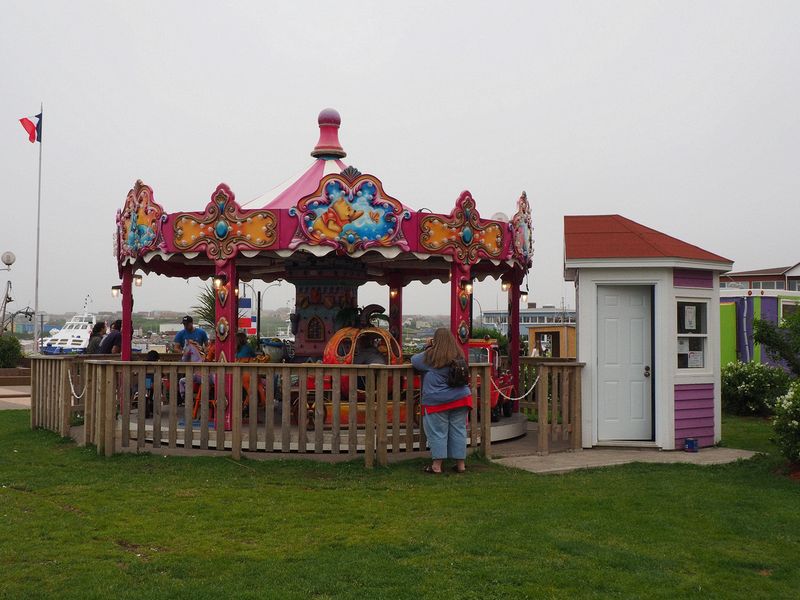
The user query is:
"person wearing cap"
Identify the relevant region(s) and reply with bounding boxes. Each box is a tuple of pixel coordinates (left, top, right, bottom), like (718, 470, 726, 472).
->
(173, 315, 208, 356)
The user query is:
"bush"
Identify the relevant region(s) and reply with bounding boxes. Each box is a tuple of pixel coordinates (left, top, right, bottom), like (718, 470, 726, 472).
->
(772, 382, 800, 464)
(0, 335, 23, 368)
(721, 361, 791, 416)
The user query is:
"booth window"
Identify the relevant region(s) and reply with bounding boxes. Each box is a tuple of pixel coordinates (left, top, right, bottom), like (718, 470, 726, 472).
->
(677, 301, 708, 369)
(306, 316, 325, 341)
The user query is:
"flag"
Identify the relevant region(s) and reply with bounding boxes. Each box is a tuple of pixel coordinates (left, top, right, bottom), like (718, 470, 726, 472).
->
(20, 112, 42, 143)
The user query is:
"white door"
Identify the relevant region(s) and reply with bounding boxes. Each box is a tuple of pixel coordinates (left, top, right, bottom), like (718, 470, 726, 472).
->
(597, 285, 653, 441)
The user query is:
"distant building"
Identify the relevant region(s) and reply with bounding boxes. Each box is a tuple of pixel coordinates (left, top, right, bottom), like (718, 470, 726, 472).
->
(721, 263, 800, 291)
(159, 323, 183, 334)
(481, 303, 576, 337)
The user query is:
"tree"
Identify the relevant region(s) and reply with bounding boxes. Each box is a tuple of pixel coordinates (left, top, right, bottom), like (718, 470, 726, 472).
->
(191, 285, 217, 332)
(0, 334, 23, 368)
(472, 326, 508, 355)
(753, 311, 800, 378)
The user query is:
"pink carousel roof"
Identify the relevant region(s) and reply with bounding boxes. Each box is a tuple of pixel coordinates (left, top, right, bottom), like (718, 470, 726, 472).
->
(244, 108, 348, 210)
(115, 109, 533, 286)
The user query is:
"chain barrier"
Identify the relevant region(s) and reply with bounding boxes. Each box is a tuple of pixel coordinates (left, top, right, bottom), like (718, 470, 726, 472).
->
(489, 374, 540, 402)
(67, 368, 88, 400)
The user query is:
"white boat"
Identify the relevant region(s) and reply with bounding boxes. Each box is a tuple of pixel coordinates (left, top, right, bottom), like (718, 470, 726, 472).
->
(41, 313, 97, 354)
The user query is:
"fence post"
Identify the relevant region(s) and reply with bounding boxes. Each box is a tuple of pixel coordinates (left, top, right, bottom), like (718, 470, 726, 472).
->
(364, 368, 375, 468)
(104, 364, 116, 457)
(377, 368, 388, 467)
(537, 365, 549, 455)
(60, 358, 72, 437)
(480, 364, 492, 458)
(572, 367, 583, 451)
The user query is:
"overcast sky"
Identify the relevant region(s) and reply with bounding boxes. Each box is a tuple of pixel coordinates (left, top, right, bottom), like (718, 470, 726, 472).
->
(1, 1, 799, 319)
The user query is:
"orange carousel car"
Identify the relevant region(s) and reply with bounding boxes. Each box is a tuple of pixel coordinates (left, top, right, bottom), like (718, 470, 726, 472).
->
(298, 326, 419, 428)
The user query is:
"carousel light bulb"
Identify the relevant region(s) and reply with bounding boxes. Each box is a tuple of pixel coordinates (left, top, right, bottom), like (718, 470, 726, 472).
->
(389, 288, 398, 299)
(520, 291, 528, 304)
(501, 281, 511, 292)
(111, 285, 121, 298)
(464, 282, 473, 294)
(133, 274, 143, 287)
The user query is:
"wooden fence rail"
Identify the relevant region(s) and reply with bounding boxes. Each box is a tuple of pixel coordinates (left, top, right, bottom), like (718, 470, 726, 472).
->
(31, 357, 493, 467)
(519, 357, 585, 454)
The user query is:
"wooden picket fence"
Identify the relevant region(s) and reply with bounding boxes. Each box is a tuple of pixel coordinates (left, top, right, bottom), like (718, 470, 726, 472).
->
(519, 357, 584, 454)
(31, 356, 493, 467)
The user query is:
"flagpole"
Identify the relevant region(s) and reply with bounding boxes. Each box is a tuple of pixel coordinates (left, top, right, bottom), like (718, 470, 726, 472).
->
(34, 102, 43, 352)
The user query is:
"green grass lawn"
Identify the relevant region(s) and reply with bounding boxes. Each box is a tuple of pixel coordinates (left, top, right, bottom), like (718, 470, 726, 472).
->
(1, 411, 798, 599)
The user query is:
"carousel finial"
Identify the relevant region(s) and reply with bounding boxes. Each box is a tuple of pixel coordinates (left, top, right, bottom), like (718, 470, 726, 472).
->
(311, 108, 346, 159)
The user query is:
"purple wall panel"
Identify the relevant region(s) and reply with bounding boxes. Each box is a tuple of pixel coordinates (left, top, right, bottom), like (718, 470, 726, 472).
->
(673, 269, 713, 288)
(675, 383, 715, 449)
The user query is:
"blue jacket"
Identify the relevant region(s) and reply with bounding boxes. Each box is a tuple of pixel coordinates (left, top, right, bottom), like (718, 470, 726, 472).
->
(411, 352, 471, 406)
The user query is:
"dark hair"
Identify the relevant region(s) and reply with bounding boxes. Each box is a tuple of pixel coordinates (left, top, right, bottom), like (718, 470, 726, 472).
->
(111, 319, 123, 330)
(146, 350, 160, 361)
(236, 332, 248, 347)
(91, 322, 106, 336)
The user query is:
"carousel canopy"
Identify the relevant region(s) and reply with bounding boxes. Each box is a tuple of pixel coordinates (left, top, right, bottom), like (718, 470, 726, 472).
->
(115, 109, 533, 286)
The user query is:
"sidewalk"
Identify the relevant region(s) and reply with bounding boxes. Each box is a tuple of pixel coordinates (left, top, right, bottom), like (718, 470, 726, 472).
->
(0, 386, 31, 410)
(494, 446, 757, 474)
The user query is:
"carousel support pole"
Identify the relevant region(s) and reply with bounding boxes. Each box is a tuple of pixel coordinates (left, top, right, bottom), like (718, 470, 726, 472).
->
(449, 262, 471, 361)
(388, 275, 403, 347)
(508, 269, 522, 407)
(214, 260, 238, 431)
(121, 268, 133, 361)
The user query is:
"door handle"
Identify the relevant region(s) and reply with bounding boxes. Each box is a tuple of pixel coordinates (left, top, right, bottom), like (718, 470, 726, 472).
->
(644, 366, 651, 378)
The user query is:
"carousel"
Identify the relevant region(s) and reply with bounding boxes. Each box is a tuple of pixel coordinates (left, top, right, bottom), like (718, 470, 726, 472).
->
(113, 109, 533, 442)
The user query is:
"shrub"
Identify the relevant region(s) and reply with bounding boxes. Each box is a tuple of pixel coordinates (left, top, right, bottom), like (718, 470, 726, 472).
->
(772, 382, 800, 464)
(0, 335, 23, 368)
(721, 361, 791, 416)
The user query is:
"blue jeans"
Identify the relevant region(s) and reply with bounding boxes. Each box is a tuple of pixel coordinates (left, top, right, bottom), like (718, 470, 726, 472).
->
(423, 407, 469, 460)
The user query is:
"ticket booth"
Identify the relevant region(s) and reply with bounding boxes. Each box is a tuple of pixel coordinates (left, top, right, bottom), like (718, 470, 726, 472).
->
(564, 215, 733, 450)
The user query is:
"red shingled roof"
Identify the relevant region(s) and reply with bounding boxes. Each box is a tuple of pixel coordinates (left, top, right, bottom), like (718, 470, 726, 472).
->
(564, 215, 731, 263)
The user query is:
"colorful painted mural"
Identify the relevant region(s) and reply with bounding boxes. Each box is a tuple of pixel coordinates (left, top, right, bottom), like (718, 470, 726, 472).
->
(290, 170, 410, 253)
(173, 183, 277, 261)
(419, 191, 504, 264)
(719, 291, 800, 368)
(117, 180, 166, 259)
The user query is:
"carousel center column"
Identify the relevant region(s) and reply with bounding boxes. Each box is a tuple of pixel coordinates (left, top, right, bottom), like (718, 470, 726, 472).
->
(449, 262, 471, 361)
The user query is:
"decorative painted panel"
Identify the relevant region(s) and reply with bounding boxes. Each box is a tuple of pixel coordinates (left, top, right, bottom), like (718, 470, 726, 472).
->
(419, 191, 504, 264)
(511, 191, 533, 267)
(289, 169, 411, 253)
(173, 183, 277, 261)
(116, 179, 166, 260)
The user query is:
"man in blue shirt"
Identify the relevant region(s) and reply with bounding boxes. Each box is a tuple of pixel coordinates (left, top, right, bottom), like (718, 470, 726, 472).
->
(173, 315, 208, 357)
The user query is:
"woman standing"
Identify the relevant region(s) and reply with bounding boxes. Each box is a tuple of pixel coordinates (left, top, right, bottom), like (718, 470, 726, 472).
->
(411, 328, 472, 474)
(85, 322, 106, 355)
